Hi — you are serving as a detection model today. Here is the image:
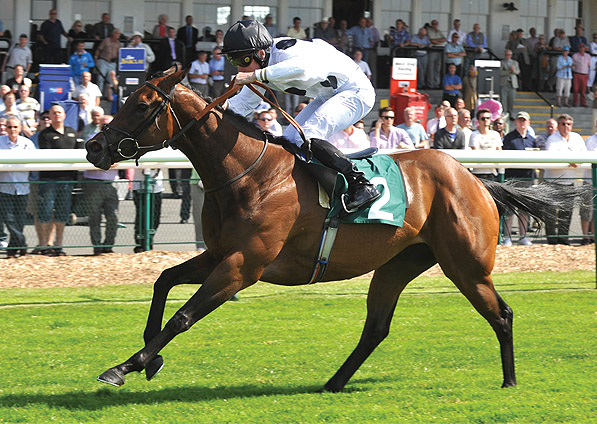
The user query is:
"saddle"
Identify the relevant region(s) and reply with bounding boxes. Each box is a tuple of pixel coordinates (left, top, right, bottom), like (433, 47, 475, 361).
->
(265, 133, 378, 198)
(265, 134, 408, 284)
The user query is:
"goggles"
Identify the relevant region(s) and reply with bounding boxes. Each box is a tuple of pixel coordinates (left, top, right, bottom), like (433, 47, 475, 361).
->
(226, 53, 254, 67)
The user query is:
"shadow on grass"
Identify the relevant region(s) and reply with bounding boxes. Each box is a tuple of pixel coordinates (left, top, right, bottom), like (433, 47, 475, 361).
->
(0, 377, 390, 410)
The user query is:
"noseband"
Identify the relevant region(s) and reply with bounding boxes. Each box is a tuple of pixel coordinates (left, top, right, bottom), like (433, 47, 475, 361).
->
(101, 82, 181, 161)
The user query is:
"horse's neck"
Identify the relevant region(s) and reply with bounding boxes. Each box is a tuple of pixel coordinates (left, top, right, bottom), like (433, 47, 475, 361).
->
(174, 91, 277, 192)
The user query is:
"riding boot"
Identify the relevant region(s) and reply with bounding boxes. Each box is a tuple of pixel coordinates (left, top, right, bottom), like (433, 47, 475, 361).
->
(310, 138, 381, 211)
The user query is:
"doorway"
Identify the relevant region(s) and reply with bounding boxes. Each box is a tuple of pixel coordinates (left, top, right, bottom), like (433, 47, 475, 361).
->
(332, 0, 369, 28)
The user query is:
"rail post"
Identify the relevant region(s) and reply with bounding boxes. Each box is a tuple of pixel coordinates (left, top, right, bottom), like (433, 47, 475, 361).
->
(143, 169, 152, 252)
(593, 163, 597, 288)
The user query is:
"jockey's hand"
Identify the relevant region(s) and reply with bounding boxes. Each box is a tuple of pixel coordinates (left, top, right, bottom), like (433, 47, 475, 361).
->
(234, 71, 257, 86)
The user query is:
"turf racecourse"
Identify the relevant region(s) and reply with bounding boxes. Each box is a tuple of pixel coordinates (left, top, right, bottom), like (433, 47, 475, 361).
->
(0, 271, 594, 423)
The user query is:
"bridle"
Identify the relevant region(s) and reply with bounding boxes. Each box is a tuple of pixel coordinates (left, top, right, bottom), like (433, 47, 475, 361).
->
(99, 76, 306, 192)
(100, 82, 183, 160)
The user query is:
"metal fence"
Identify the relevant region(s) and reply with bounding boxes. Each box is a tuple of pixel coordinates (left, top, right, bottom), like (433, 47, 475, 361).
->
(2, 149, 597, 260)
(0, 173, 592, 256)
(0, 175, 204, 256)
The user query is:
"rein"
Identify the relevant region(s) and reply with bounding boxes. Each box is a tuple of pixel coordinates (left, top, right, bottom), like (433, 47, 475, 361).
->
(103, 76, 308, 192)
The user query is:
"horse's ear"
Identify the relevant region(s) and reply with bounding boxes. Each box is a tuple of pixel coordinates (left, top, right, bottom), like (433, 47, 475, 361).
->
(161, 65, 180, 77)
(161, 64, 190, 85)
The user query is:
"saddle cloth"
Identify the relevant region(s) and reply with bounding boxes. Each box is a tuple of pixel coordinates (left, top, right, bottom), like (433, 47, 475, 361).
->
(326, 154, 408, 227)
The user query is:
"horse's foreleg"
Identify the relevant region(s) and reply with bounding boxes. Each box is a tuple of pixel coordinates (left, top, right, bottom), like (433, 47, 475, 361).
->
(325, 244, 437, 392)
(143, 251, 218, 345)
(139, 251, 219, 382)
(98, 252, 256, 387)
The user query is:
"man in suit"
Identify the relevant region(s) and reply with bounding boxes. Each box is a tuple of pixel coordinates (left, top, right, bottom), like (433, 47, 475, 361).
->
(177, 15, 199, 67)
(513, 29, 532, 90)
(156, 27, 185, 72)
(500, 49, 520, 120)
(92, 13, 115, 40)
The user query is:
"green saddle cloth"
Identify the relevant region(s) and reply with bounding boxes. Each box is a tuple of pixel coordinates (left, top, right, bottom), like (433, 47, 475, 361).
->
(328, 155, 408, 227)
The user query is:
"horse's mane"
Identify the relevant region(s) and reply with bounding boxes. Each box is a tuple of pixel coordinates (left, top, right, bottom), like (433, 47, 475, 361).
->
(185, 83, 269, 142)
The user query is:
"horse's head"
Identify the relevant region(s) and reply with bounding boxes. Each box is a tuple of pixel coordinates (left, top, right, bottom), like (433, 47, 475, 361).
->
(86, 66, 188, 170)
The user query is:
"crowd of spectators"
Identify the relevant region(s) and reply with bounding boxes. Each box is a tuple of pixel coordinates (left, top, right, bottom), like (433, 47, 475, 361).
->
(0, 12, 595, 256)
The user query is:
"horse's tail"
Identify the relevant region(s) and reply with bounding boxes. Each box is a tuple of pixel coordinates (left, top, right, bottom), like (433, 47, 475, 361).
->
(480, 179, 591, 222)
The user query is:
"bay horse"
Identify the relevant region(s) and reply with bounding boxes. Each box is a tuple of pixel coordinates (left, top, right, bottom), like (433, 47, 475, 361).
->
(86, 67, 569, 391)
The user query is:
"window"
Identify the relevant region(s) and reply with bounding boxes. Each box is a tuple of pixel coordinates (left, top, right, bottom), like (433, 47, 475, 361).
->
(71, 0, 111, 28)
(555, 0, 580, 35)
(422, 0, 449, 34)
(193, 2, 231, 32)
(460, 0, 489, 37)
(379, 0, 411, 37)
(520, 0, 548, 35)
(145, 0, 182, 33)
(243, 6, 275, 22)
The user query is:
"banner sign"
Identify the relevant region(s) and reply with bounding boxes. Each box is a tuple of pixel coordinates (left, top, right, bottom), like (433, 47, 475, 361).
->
(391, 58, 417, 81)
(119, 48, 146, 72)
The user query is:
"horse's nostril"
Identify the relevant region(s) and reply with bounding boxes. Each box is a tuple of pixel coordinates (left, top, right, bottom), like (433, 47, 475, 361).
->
(90, 142, 103, 153)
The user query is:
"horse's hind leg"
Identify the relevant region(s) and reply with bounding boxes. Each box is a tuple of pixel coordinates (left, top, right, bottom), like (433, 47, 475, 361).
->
(325, 244, 437, 392)
(495, 292, 515, 387)
(441, 264, 516, 387)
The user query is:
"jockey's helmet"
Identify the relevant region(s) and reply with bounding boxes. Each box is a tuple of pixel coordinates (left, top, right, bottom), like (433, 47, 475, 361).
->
(222, 20, 272, 68)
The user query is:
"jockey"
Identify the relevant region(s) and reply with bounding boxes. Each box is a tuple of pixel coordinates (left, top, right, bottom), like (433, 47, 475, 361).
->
(222, 19, 381, 212)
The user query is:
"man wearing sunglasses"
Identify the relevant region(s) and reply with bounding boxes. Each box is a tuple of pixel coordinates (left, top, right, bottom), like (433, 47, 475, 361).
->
(469, 108, 502, 180)
(0, 117, 36, 257)
(221, 19, 380, 212)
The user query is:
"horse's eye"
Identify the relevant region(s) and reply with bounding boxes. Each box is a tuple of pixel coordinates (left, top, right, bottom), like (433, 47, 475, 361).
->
(137, 103, 149, 112)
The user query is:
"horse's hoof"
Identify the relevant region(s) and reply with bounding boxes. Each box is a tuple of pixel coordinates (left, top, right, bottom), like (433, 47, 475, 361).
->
(501, 381, 517, 388)
(97, 368, 125, 387)
(145, 355, 164, 381)
(323, 381, 344, 393)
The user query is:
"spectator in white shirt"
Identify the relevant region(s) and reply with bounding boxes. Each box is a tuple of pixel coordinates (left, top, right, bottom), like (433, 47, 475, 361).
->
(447, 19, 467, 46)
(256, 110, 282, 136)
(15, 84, 39, 137)
(469, 108, 503, 180)
(73, 71, 102, 106)
(329, 124, 370, 150)
(189, 51, 210, 96)
(426, 104, 446, 144)
(544, 114, 587, 245)
(353, 49, 372, 79)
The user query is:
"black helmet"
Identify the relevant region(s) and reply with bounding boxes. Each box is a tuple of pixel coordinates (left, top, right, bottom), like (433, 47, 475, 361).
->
(222, 20, 272, 56)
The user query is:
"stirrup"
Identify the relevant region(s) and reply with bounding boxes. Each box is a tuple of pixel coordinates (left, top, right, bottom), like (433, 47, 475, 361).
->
(341, 193, 359, 214)
(341, 184, 382, 213)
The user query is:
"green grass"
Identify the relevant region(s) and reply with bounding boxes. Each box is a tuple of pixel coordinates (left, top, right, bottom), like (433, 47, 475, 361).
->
(0, 271, 595, 423)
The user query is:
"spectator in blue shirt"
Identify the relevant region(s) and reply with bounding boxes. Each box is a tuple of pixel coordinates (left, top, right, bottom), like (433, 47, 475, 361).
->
(442, 63, 463, 107)
(397, 107, 429, 149)
(555, 46, 573, 107)
(387, 19, 410, 56)
(465, 23, 487, 55)
(444, 32, 466, 76)
(208, 47, 226, 97)
(569, 24, 587, 53)
(501, 111, 537, 246)
(68, 40, 95, 86)
(347, 18, 373, 62)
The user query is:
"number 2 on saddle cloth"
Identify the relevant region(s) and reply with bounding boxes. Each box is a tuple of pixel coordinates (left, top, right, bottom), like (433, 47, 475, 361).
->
(308, 154, 409, 284)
